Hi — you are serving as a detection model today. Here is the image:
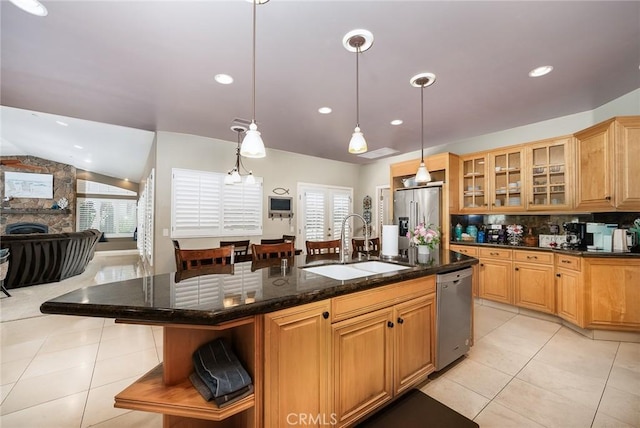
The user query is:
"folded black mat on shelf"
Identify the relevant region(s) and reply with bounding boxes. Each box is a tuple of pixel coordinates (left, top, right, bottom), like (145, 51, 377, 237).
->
(192, 337, 253, 398)
(356, 389, 479, 428)
(189, 372, 254, 407)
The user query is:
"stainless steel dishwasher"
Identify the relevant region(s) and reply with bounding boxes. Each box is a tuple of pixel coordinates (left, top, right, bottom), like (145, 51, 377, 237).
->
(435, 267, 473, 371)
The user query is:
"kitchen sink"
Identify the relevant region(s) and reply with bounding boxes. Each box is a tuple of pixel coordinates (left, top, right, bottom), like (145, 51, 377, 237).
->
(303, 261, 409, 281)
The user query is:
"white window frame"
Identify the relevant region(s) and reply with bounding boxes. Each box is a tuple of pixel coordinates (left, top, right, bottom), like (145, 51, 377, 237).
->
(171, 168, 263, 238)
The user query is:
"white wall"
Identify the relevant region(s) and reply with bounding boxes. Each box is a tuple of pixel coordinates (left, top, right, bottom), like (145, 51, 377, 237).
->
(153, 131, 360, 274)
(356, 89, 640, 212)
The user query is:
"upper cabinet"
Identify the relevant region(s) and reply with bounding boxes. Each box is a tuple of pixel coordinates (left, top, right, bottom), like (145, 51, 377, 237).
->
(524, 136, 573, 211)
(488, 147, 525, 211)
(574, 117, 640, 212)
(460, 154, 487, 212)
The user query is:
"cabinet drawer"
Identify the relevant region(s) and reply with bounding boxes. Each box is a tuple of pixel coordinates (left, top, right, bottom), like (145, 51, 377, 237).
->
(450, 245, 478, 257)
(332, 276, 435, 323)
(479, 248, 513, 259)
(555, 254, 581, 271)
(513, 250, 553, 264)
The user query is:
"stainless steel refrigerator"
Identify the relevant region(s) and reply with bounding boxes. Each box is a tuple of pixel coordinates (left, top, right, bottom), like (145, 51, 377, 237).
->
(394, 185, 442, 256)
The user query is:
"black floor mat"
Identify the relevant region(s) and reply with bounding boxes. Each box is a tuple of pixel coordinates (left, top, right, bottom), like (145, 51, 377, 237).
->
(356, 389, 479, 428)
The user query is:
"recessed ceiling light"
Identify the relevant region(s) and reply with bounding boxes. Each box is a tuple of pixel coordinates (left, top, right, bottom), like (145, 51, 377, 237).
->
(73, 145, 83, 149)
(529, 65, 553, 77)
(318, 107, 332, 114)
(9, 0, 48, 16)
(390, 119, 403, 126)
(214, 74, 234, 84)
(56, 120, 68, 127)
(124, 178, 129, 182)
(84, 159, 92, 163)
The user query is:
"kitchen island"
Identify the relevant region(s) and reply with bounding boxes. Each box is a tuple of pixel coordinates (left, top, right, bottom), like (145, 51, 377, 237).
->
(41, 250, 477, 428)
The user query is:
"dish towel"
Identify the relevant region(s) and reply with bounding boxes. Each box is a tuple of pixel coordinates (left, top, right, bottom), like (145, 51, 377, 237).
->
(191, 337, 253, 402)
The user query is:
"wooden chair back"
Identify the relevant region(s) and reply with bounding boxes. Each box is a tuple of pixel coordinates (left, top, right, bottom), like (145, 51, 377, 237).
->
(251, 241, 294, 261)
(220, 240, 250, 257)
(260, 238, 285, 244)
(282, 234, 296, 244)
(352, 237, 380, 255)
(306, 239, 341, 255)
(173, 241, 234, 272)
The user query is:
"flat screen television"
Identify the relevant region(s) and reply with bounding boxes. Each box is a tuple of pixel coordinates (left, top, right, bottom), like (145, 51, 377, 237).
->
(268, 196, 293, 218)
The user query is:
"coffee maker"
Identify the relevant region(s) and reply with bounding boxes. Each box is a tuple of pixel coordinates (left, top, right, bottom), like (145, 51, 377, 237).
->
(563, 222, 588, 250)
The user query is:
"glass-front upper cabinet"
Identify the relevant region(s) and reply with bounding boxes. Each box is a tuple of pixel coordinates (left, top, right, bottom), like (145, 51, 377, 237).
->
(461, 155, 487, 212)
(525, 137, 573, 210)
(489, 148, 524, 210)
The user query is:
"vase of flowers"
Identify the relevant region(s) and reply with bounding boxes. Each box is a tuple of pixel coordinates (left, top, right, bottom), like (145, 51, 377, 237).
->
(407, 223, 440, 255)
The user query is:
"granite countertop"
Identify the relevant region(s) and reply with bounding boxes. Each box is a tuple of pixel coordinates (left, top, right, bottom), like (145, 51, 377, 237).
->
(40, 250, 477, 326)
(450, 241, 640, 258)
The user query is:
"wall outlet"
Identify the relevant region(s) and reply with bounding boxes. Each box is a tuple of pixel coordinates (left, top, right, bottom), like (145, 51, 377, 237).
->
(163, 228, 169, 237)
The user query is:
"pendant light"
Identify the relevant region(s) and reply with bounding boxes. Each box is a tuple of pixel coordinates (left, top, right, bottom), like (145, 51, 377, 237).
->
(410, 72, 436, 183)
(240, 0, 268, 158)
(343, 29, 374, 154)
(225, 125, 256, 185)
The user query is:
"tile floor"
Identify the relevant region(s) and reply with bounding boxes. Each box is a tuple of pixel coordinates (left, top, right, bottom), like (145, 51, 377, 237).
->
(1, 253, 638, 427)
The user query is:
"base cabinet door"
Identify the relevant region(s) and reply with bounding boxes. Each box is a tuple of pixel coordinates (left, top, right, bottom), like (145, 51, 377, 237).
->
(479, 259, 512, 304)
(555, 268, 583, 327)
(394, 295, 435, 395)
(514, 262, 555, 314)
(264, 300, 332, 428)
(332, 308, 394, 427)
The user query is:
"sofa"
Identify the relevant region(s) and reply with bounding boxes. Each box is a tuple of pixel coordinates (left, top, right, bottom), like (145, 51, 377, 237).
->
(0, 229, 102, 289)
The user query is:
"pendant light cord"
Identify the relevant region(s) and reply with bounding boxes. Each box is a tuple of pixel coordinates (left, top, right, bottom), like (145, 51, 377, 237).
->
(355, 45, 360, 127)
(420, 83, 425, 162)
(252, 0, 257, 123)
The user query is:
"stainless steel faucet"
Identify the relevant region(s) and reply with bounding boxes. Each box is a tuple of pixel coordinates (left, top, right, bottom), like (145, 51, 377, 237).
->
(340, 213, 369, 263)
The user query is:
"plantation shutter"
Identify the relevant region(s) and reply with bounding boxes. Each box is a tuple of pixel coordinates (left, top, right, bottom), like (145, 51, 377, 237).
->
(303, 190, 326, 241)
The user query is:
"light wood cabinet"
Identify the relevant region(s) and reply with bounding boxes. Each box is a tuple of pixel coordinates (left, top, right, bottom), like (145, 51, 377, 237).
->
(264, 301, 332, 428)
(524, 136, 573, 211)
(478, 248, 513, 304)
(488, 147, 525, 211)
(460, 154, 488, 212)
(584, 258, 640, 331)
(331, 277, 436, 427)
(574, 116, 640, 211)
(513, 250, 555, 314)
(393, 295, 435, 395)
(555, 254, 584, 327)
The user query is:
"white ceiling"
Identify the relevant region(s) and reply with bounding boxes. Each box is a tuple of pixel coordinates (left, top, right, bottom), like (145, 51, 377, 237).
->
(1, 1, 639, 182)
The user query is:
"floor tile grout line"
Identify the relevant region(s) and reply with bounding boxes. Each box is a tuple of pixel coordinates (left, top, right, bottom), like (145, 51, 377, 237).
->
(589, 341, 621, 428)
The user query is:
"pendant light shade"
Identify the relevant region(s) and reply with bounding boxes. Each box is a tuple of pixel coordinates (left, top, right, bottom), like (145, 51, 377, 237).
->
(410, 72, 436, 184)
(227, 125, 258, 185)
(240, 122, 266, 158)
(343, 29, 373, 154)
(240, 0, 267, 159)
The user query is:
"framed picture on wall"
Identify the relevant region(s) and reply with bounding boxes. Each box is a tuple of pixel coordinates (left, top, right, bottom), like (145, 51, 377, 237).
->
(4, 171, 53, 199)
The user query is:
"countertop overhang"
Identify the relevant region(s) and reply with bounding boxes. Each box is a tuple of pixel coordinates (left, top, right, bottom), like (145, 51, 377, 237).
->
(450, 241, 640, 258)
(40, 250, 477, 326)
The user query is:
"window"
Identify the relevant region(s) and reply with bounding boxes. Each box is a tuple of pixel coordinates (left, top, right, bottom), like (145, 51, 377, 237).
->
(76, 180, 138, 239)
(297, 183, 353, 244)
(138, 169, 154, 266)
(171, 168, 263, 238)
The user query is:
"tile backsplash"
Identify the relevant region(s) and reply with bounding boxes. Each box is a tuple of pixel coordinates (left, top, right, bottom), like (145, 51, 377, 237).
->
(450, 212, 640, 239)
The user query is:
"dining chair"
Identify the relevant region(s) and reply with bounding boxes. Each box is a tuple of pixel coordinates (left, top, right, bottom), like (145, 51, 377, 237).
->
(220, 240, 250, 257)
(282, 234, 296, 244)
(173, 240, 235, 272)
(251, 242, 295, 261)
(305, 239, 341, 255)
(351, 237, 380, 256)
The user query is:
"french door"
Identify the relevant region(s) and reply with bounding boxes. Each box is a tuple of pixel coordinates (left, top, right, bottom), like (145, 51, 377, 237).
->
(297, 183, 353, 245)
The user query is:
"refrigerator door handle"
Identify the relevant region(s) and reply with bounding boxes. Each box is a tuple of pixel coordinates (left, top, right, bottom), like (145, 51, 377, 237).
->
(414, 201, 419, 227)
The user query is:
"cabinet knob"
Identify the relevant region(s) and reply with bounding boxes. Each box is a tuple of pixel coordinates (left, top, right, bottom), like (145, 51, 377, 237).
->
(556, 273, 561, 278)
(397, 317, 404, 324)
(387, 321, 394, 328)
(605, 196, 612, 200)
(480, 263, 484, 267)
(515, 267, 519, 271)
(322, 311, 329, 319)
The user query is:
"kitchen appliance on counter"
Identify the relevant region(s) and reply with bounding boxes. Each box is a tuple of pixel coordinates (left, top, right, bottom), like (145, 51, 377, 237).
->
(562, 222, 588, 250)
(586, 223, 617, 251)
(486, 225, 507, 244)
(435, 267, 473, 371)
(394, 185, 442, 256)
